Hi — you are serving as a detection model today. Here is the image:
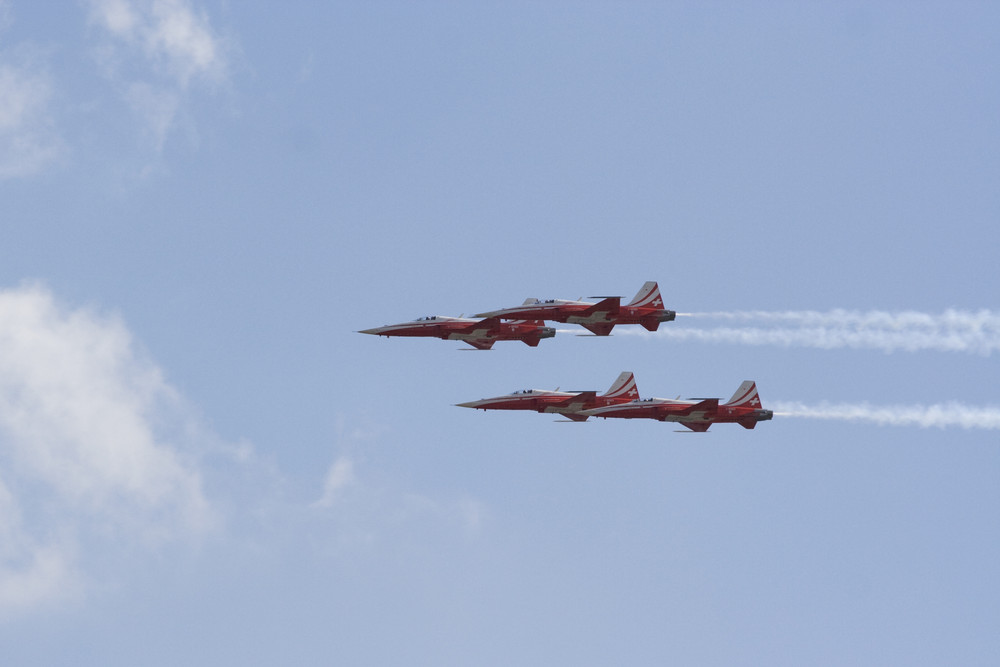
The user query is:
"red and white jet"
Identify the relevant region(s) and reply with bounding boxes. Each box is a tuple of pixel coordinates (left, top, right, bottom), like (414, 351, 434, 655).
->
(455, 371, 640, 421)
(358, 316, 555, 350)
(475, 281, 675, 336)
(581, 381, 773, 431)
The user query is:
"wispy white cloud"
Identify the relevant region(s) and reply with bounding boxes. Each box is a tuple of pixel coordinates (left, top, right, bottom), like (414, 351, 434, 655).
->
(311, 419, 486, 549)
(124, 80, 180, 150)
(0, 477, 79, 616)
(313, 456, 356, 509)
(88, 0, 227, 85)
(86, 0, 230, 149)
(0, 0, 231, 177)
(0, 54, 63, 178)
(0, 283, 214, 615)
(0, 283, 487, 616)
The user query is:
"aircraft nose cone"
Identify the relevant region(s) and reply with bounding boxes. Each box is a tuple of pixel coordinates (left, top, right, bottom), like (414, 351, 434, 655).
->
(455, 401, 482, 409)
(358, 327, 383, 335)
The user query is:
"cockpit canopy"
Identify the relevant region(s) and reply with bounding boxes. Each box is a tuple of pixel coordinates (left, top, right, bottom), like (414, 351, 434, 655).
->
(415, 315, 438, 322)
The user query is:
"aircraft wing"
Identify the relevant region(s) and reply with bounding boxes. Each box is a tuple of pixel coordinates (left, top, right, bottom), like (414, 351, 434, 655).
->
(651, 398, 719, 421)
(680, 422, 712, 432)
(582, 296, 621, 317)
(551, 391, 598, 410)
(458, 317, 503, 335)
(580, 322, 615, 336)
(682, 398, 719, 416)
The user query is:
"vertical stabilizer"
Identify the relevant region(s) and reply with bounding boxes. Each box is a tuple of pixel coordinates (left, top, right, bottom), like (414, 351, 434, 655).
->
(627, 281, 664, 308)
(602, 371, 639, 401)
(725, 381, 761, 408)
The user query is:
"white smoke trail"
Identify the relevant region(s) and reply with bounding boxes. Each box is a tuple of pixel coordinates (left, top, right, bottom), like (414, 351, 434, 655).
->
(772, 401, 1000, 430)
(618, 309, 1000, 355)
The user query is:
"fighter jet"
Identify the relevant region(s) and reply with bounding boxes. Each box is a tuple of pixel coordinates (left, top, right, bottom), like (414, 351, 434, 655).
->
(475, 281, 675, 336)
(581, 381, 773, 431)
(358, 316, 555, 350)
(455, 371, 640, 421)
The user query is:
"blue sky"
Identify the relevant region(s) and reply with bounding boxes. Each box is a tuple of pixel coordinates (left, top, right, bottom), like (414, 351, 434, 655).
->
(1, 1, 998, 664)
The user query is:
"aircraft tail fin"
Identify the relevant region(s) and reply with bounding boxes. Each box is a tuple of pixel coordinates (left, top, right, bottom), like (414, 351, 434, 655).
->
(725, 381, 762, 408)
(601, 371, 639, 401)
(627, 281, 664, 309)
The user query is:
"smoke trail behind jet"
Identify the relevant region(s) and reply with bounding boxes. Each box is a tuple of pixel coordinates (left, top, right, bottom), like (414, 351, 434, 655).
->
(621, 309, 1000, 355)
(772, 401, 1000, 430)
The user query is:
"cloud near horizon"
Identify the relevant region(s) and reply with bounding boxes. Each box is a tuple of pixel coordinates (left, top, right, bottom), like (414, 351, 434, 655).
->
(0, 284, 214, 615)
(0, 285, 486, 618)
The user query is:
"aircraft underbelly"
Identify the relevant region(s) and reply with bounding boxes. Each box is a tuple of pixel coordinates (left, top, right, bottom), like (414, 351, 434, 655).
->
(448, 332, 491, 341)
(567, 313, 611, 324)
(543, 404, 584, 414)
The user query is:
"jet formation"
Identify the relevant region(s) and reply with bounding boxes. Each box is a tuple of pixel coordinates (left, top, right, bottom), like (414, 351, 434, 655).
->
(358, 281, 673, 349)
(359, 281, 773, 432)
(459, 375, 773, 432)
